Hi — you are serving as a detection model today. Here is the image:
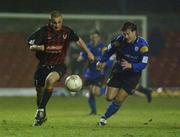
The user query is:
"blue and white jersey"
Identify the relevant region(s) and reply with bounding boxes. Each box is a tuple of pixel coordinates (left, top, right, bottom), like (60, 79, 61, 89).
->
(100, 35, 149, 73)
(80, 41, 113, 79)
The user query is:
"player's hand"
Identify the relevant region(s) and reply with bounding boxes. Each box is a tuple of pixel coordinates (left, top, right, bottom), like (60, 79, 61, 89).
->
(121, 59, 132, 70)
(87, 51, 95, 61)
(96, 61, 106, 70)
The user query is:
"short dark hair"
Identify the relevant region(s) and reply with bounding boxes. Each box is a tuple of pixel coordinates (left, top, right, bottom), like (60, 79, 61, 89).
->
(90, 30, 101, 36)
(121, 22, 137, 31)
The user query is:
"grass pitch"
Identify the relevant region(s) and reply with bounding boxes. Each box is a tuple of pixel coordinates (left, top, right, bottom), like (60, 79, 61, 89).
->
(0, 95, 180, 137)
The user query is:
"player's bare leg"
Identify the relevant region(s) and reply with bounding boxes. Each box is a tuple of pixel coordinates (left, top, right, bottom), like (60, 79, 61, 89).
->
(136, 85, 152, 103)
(97, 88, 128, 126)
(33, 72, 60, 126)
(88, 85, 102, 115)
(88, 85, 96, 115)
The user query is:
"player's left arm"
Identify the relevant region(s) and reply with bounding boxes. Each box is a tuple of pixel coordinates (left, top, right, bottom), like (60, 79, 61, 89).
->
(131, 45, 149, 72)
(76, 37, 94, 61)
(68, 28, 94, 61)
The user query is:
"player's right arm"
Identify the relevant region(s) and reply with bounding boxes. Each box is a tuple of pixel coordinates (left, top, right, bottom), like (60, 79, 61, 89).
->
(28, 27, 45, 51)
(96, 37, 121, 70)
(96, 35, 124, 70)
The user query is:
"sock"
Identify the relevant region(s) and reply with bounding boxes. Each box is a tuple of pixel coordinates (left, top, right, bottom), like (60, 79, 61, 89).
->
(39, 88, 53, 109)
(36, 91, 44, 107)
(100, 87, 106, 95)
(137, 85, 151, 94)
(102, 101, 121, 119)
(88, 94, 96, 113)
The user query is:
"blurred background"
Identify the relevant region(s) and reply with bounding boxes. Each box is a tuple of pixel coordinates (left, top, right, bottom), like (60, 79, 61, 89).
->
(0, 0, 180, 96)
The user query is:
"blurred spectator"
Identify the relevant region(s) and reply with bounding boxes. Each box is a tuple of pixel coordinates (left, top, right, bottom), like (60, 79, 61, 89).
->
(78, 30, 113, 115)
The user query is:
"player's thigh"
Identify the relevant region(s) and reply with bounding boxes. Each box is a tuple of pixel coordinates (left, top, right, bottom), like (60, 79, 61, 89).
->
(45, 71, 60, 85)
(92, 85, 101, 96)
(105, 86, 119, 101)
(115, 88, 129, 103)
(122, 74, 141, 95)
(91, 76, 104, 95)
(45, 64, 66, 85)
(34, 66, 50, 87)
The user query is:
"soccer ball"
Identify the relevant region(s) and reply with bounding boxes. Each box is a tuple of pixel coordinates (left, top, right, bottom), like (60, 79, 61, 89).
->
(65, 75, 83, 92)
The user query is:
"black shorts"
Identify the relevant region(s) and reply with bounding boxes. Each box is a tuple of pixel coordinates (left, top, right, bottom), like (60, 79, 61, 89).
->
(107, 72, 141, 95)
(34, 64, 67, 87)
(84, 76, 105, 87)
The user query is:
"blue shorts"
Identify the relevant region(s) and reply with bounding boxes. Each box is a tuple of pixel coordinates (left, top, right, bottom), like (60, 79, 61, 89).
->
(107, 72, 141, 95)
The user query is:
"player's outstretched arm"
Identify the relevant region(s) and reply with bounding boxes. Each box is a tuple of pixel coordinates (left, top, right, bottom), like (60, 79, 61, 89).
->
(76, 37, 94, 61)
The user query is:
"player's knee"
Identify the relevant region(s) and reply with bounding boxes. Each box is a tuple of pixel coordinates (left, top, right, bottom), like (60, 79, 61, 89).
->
(105, 95, 114, 102)
(114, 99, 123, 104)
(46, 77, 56, 86)
(46, 72, 60, 86)
(112, 100, 122, 106)
(92, 90, 100, 96)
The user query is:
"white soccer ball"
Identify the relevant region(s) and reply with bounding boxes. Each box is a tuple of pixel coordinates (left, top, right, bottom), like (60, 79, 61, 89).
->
(65, 75, 83, 92)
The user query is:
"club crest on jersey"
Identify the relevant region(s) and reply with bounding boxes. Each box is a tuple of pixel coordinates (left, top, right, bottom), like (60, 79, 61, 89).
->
(135, 46, 139, 52)
(63, 34, 67, 39)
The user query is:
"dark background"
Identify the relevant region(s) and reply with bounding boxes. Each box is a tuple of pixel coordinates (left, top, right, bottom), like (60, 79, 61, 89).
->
(1, 0, 179, 14)
(0, 0, 180, 88)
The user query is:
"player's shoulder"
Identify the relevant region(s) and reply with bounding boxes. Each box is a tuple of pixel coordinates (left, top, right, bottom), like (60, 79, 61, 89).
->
(35, 25, 48, 32)
(115, 34, 124, 41)
(98, 42, 107, 52)
(61, 25, 74, 32)
(137, 36, 149, 46)
(98, 42, 106, 48)
(110, 34, 124, 48)
(137, 37, 149, 53)
(87, 42, 92, 48)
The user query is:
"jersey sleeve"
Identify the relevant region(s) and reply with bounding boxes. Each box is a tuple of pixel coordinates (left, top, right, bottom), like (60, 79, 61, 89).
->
(99, 35, 124, 62)
(69, 28, 79, 42)
(132, 45, 149, 72)
(27, 27, 45, 46)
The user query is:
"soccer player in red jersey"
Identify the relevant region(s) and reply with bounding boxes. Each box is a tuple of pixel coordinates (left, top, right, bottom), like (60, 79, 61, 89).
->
(28, 10, 94, 126)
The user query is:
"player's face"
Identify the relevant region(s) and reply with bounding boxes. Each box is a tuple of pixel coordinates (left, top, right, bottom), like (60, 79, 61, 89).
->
(122, 29, 137, 43)
(50, 16, 63, 31)
(90, 33, 101, 46)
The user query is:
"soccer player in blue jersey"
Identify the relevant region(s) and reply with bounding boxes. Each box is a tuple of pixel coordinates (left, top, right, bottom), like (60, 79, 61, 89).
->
(78, 30, 113, 115)
(108, 55, 152, 103)
(96, 22, 150, 126)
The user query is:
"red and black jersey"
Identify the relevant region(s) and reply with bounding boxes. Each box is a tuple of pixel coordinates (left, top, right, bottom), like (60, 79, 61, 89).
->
(28, 25, 79, 65)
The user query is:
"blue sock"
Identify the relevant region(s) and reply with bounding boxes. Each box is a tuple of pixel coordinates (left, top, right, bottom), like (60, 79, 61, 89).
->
(100, 87, 106, 95)
(102, 101, 121, 119)
(88, 95, 96, 113)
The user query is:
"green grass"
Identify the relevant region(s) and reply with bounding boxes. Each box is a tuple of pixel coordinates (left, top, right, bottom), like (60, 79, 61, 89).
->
(0, 96, 180, 137)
